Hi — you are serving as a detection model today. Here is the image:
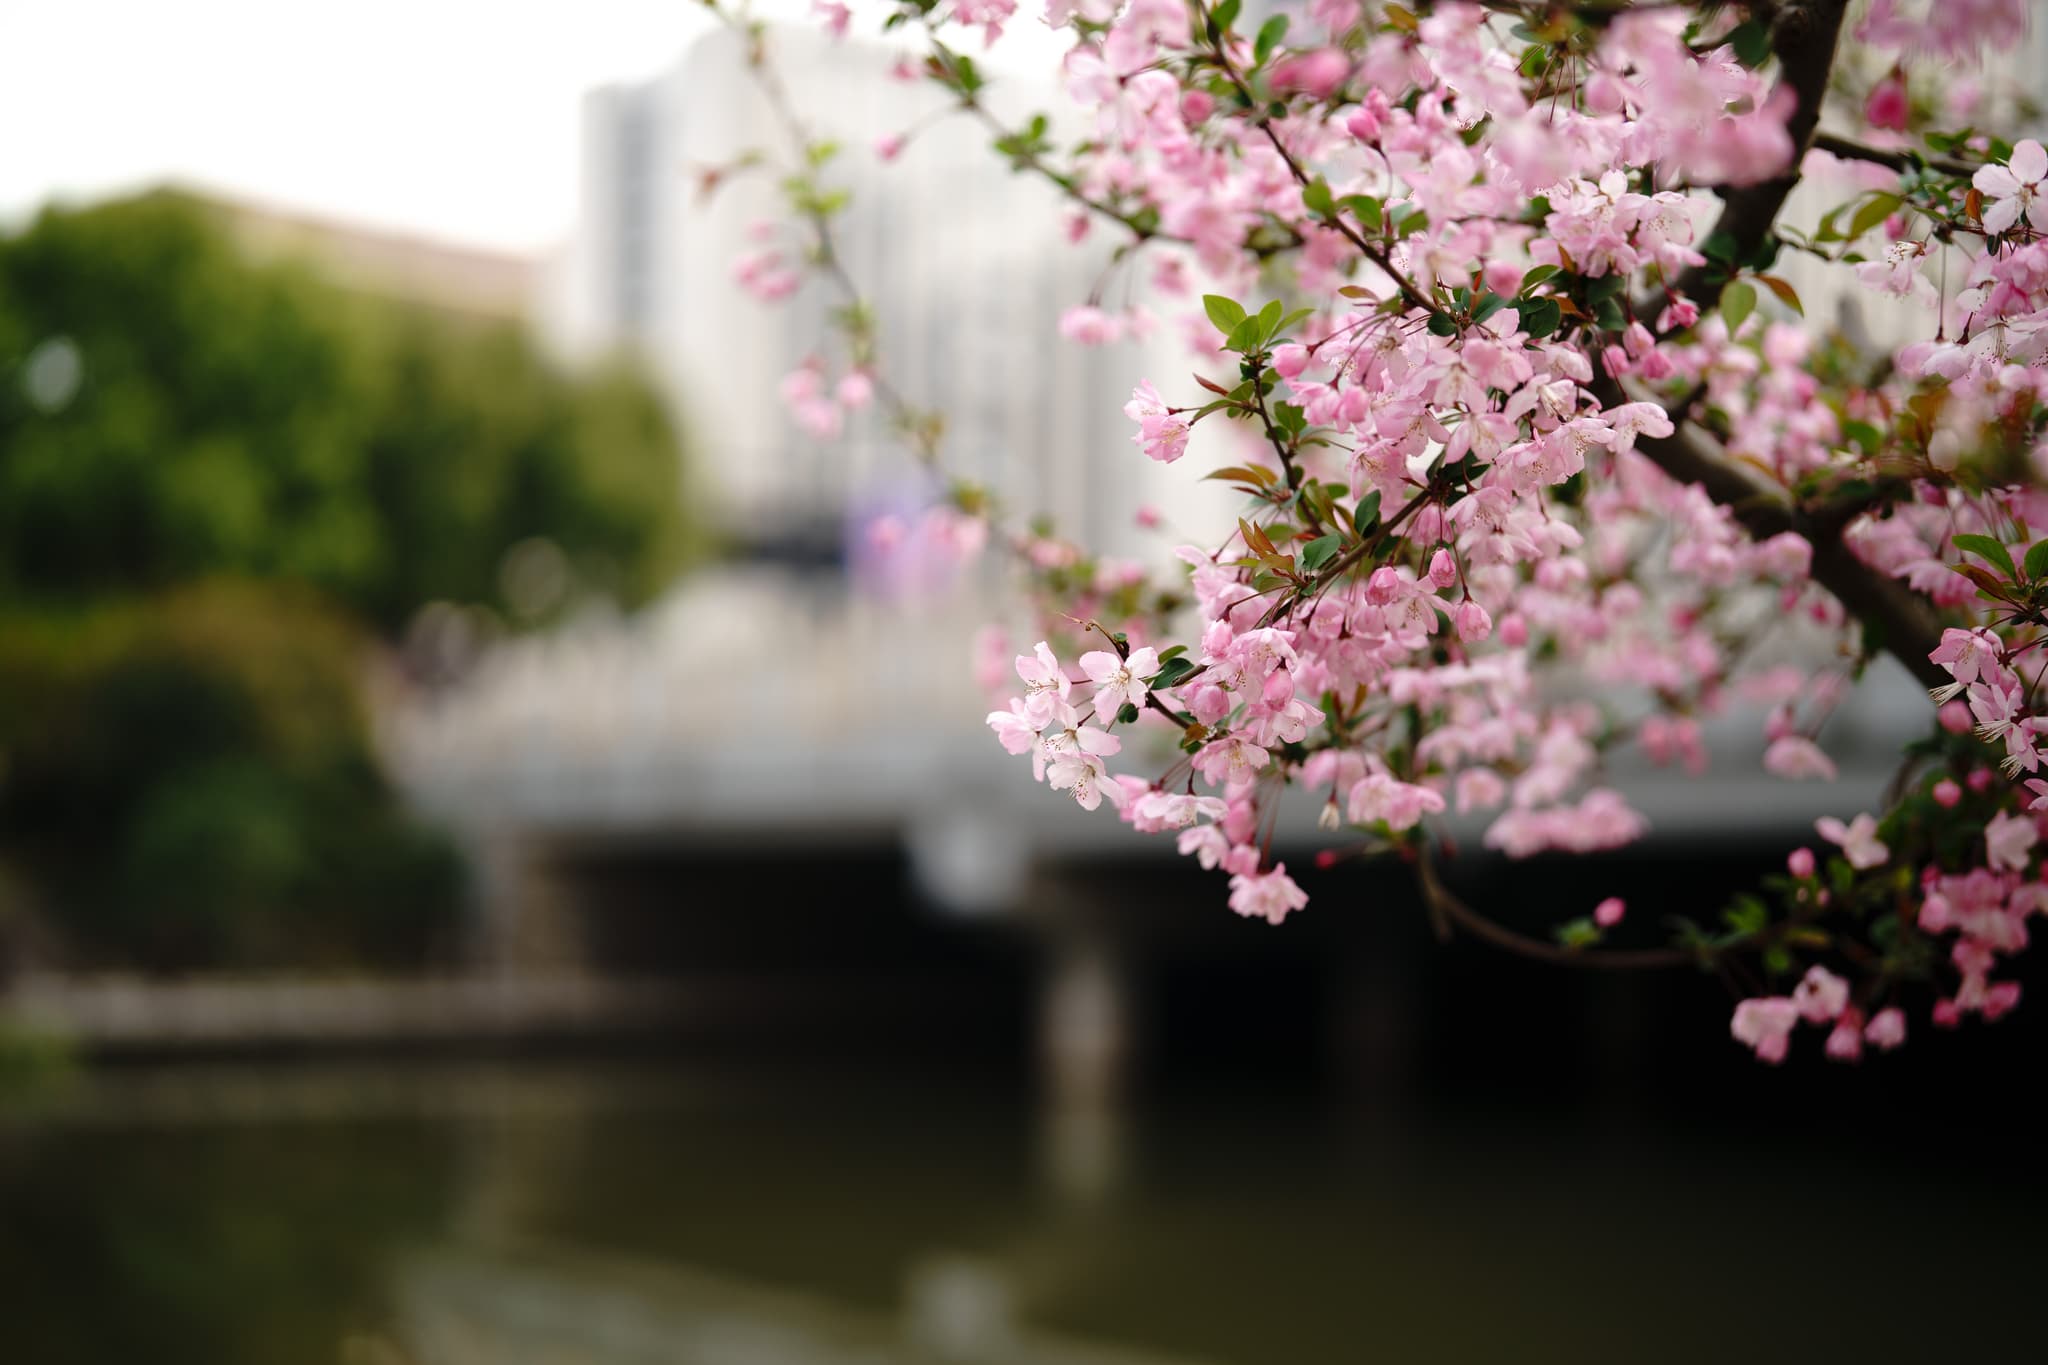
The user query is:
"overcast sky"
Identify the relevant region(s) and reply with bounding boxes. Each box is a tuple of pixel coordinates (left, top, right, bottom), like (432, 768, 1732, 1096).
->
(0, 0, 720, 254)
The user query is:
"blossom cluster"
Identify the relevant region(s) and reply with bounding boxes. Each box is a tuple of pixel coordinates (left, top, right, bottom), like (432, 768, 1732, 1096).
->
(723, 0, 2048, 1059)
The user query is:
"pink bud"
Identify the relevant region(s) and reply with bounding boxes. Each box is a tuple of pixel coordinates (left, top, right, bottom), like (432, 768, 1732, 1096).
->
(1428, 548, 1458, 589)
(1181, 89, 1215, 122)
(1864, 1007, 1906, 1050)
(1482, 260, 1524, 298)
(1499, 613, 1528, 647)
(1969, 767, 1995, 793)
(1825, 1013, 1865, 1063)
(1269, 48, 1350, 100)
(1313, 847, 1339, 869)
(1932, 778, 1962, 808)
(835, 371, 874, 409)
(1788, 847, 1816, 879)
(1939, 700, 1974, 734)
(1271, 343, 1310, 379)
(1262, 668, 1295, 706)
(1454, 599, 1492, 643)
(1594, 897, 1625, 928)
(1365, 566, 1402, 605)
(1865, 71, 1909, 132)
(1984, 981, 2022, 1021)
(1134, 504, 1162, 530)
(1932, 998, 1961, 1029)
(874, 133, 905, 162)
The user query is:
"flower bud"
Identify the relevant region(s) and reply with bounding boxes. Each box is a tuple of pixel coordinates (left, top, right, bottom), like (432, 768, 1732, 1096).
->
(1454, 599, 1492, 643)
(1428, 548, 1458, 589)
(1787, 847, 1816, 879)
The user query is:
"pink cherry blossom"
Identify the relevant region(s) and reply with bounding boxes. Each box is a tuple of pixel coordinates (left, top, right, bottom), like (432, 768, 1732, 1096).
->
(1973, 139, 2048, 236)
(1731, 998, 1800, 1064)
(1817, 814, 1888, 870)
(1227, 864, 1310, 926)
(1079, 646, 1159, 719)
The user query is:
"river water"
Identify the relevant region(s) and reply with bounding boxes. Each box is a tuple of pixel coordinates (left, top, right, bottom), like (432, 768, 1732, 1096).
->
(3, 1055, 2043, 1364)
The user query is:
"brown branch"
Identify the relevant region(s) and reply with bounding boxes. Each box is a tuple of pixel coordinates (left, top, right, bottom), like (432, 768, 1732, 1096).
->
(1595, 374, 1950, 692)
(1670, 0, 1852, 304)
(1417, 848, 1704, 971)
(1811, 130, 1975, 180)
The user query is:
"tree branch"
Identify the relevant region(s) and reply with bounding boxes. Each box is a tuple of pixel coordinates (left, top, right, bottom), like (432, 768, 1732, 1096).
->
(1811, 130, 1976, 180)
(1416, 848, 1704, 971)
(1597, 375, 1951, 692)
(1670, 0, 1852, 304)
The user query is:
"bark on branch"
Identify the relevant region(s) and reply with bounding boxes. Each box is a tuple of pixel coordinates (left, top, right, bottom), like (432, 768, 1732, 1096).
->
(1670, 0, 1852, 305)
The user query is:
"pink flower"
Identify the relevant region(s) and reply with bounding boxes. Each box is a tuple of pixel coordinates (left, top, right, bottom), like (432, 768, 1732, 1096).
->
(1123, 381, 1190, 464)
(1973, 139, 2048, 236)
(1015, 641, 1073, 729)
(1787, 847, 1816, 879)
(1826, 1009, 1865, 1062)
(1864, 72, 1909, 132)
(1192, 734, 1271, 788)
(1764, 736, 1838, 782)
(986, 698, 1039, 756)
(1985, 810, 2038, 872)
(1059, 305, 1123, 346)
(1227, 864, 1310, 925)
(1593, 897, 1625, 928)
(1731, 997, 1800, 1064)
(1816, 813, 1888, 870)
(1346, 772, 1447, 831)
(1864, 1007, 1907, 1051)
(1079, 646, 1159, 719)
(1792, 965, 1850, 1024)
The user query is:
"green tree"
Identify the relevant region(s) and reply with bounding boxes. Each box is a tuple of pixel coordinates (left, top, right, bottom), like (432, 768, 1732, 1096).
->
(0, 191, 699, 968)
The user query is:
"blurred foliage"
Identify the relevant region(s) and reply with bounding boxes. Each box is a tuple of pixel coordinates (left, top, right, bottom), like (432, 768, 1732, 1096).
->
(0, 189, 697, 626)
(0, 191, 699, 969)
(0, 583, 462, 969)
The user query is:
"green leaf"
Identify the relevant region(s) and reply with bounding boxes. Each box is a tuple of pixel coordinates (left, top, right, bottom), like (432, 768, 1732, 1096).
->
(1341, 194, 1383, 232)
(1354, 489, 1382, 530)
(1702, 230, 1739, 264)
(1750, 274, 1802, 317)
(1516, 264, 1560, 294)
(1116, 702, 1141, 725)
(1953, 532, 2019, 583)
(1849, 191, 1903, 240)
(1727, 18, 1771, 67)
(2024, 540, 2048, 583)
(1254, 13, 1288, 62)
(1300, 533, 1343, 572)
(1555, 918, 1602, 949)
(1720, 279, 1757, 333)
(1302, 177, 1334, 217)
(1520, 296, 1562, 338)
(1149, 656, 1197, 689)
(1225, 315, 1265, 352)
(1254, 298, 1284, 342)
(1203, 294, 1247, 334)
(1211, 0, 1241, 33)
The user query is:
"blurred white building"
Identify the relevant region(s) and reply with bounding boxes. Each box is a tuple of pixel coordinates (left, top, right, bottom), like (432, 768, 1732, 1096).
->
(556, 20, 1219, 559)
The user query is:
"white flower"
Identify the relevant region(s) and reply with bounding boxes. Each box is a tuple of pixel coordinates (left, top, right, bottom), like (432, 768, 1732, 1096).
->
(1973, 139, 2048, 236)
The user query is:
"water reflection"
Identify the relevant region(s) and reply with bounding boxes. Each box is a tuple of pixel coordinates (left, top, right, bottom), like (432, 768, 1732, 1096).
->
(3, 1061, 2044, 1364)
